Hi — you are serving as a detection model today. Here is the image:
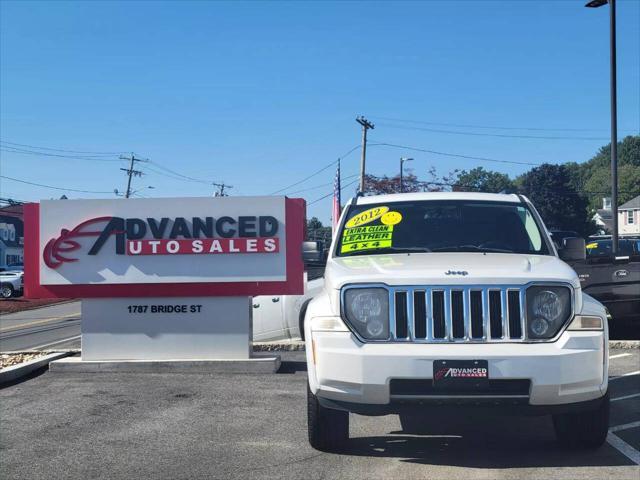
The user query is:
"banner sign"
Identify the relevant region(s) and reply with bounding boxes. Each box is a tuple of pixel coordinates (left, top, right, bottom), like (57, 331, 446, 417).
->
(24, 196, 305, 298)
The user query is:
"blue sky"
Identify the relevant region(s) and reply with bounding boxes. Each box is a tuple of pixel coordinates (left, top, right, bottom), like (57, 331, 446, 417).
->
(1, 0, 639, 223)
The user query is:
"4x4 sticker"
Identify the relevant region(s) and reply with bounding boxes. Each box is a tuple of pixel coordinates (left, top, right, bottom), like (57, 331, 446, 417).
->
(340, 239, 392, 253)
(345, 206, 389, 228)
(341, 225, 394, 253)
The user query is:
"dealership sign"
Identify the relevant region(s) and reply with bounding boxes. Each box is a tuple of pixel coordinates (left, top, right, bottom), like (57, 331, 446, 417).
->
(24, 196, 305, 298)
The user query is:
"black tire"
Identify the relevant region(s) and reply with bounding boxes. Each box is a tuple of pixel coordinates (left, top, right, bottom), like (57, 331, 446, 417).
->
(399, 413, 430, 434)
(553, 393, 610, 449)
(307, 383, 349, 452)
(299, 299, 312, 341)
(0, 284, 14, 299)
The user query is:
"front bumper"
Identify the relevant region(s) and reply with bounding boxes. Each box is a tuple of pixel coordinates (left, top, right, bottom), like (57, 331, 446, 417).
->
(307, 328, 607, 409)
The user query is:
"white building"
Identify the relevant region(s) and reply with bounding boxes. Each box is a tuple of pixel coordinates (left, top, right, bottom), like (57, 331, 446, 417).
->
(619, 195, 640, 235)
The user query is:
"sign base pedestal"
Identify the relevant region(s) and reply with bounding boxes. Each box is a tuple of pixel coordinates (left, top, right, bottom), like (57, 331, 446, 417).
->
(81, 296, 254, 361)
(51, 296, 281, 373)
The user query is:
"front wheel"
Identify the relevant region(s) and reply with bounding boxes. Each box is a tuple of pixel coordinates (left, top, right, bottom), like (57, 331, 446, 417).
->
(307, 383, 349, 452)
(553, 393, 609, 449)
(399, 413, 431, 434)
(0, 284, 14, 299)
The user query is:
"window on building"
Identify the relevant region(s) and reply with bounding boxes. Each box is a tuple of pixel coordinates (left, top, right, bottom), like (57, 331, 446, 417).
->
(628, 210, 635, 225)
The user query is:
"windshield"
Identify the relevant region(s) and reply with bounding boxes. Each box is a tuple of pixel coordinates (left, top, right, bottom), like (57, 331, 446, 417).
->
(336, 200, 550, 257)
(586, 239, 639, 257)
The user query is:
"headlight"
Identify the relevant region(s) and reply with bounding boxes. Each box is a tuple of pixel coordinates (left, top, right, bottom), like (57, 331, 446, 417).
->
(343, 288, 389, 340)
(526, 286, 572, 339)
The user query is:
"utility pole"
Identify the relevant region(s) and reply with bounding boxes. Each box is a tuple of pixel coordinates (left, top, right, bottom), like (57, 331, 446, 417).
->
(212, 182, 233, 197)
(356, 116, 374, 194)
(119, 153, 147, 198)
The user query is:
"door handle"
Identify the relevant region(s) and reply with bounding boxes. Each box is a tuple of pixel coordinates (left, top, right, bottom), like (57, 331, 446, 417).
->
(252, 303, 260, 308)
(272, 297, 280, 303)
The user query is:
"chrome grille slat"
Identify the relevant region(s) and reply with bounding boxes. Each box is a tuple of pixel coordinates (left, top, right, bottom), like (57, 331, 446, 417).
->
(387, 284, 526, 343)
(500, 289, 509, 340)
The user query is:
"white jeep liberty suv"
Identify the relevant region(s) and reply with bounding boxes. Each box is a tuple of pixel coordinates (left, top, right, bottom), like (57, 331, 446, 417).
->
(304, 192, 609, 452)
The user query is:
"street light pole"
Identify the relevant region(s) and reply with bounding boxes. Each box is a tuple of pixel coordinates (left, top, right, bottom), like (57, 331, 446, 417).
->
(400, 157, 413, 193)
(586, 0, 618, 255)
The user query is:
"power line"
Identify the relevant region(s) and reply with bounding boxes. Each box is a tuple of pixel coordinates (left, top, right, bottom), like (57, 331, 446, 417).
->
(370, 141, 541, 166)
(308, 178, 359, 206)
(269, 145, 361, 195)
(286, 174, 359, 195)
(375, 123, 611, 141)
(368, 116, 634, 134)
(148, 160, 215, 185)
(0, 175, 114, 194)
(0, 140, 126, 155)
(0, 146, 125, 162)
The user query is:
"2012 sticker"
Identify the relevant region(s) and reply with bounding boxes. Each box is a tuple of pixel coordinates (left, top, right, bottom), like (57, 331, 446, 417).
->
(345, 206, 389, 228)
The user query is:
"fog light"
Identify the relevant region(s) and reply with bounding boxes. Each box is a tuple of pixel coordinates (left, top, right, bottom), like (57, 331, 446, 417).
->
(366, 319, 384, 337)
(530, 317, 549, 337)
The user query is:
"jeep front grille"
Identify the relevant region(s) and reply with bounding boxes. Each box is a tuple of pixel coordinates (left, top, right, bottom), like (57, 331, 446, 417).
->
(389, 285, 526, 342)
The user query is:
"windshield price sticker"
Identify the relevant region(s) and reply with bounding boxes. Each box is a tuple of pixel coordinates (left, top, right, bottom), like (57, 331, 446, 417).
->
(340, 239, 392, 253)
(342, 225, 394, 245)
(345, 206, 390, 228)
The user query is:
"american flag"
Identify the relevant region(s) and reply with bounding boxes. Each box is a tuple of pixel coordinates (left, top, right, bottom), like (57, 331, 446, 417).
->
(332, 161, 341, 233)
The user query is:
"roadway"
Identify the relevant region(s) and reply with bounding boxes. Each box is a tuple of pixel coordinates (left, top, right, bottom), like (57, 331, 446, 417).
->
(0, 301, 81, 352)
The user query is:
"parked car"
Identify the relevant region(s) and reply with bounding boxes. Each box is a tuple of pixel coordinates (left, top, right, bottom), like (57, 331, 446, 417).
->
(549, 230, 579, 250)
(564, 237, 640, 325)
(252, 274, 324, 341)
(302, 241, 325, 264)
(0, 269, 24, 298)
(304, 192, 609, 452)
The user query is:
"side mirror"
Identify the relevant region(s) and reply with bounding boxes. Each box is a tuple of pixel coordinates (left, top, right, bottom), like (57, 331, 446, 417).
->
(559, 237, 586, 262)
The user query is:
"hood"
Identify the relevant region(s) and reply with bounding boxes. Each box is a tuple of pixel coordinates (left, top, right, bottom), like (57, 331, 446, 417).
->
(326, 253, 580, 289)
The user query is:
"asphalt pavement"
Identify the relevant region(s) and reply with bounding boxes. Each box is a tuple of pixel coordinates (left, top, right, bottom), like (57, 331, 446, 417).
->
(1, 349, 638, 480)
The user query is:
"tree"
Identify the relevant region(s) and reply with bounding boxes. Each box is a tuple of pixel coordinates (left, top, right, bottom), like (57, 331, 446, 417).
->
(583, 164, 640, 212)
(305, 217, 332, 243)
(363, 171, 422, 195)
(455, 167, 515, 193)
(567, 135, 640, 212)
(363, 167, 458, 194)
(518, 164, 596, 237)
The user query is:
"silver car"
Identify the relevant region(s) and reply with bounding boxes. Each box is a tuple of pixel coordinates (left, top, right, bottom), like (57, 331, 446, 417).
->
(0, 269, 24, 298)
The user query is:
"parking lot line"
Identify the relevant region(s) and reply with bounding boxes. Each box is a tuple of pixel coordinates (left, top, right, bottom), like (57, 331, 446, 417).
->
(610, 421, 640, 433)
(612, 393, 640, 402)
(31, 335, 81, 350)
(610, 370, 640, 381)
(607, 433, 640, 465)
(610, 353, 633, 359)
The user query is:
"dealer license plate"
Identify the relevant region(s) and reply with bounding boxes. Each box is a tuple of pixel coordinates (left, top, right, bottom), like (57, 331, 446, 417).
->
(433, 360, 489, 390)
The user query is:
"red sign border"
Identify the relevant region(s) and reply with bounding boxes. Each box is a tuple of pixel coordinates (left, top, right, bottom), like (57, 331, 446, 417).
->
(24, 198, 305, 298)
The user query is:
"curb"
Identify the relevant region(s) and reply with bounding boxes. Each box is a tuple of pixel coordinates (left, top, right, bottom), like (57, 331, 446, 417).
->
(0, 351, 72, 385)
